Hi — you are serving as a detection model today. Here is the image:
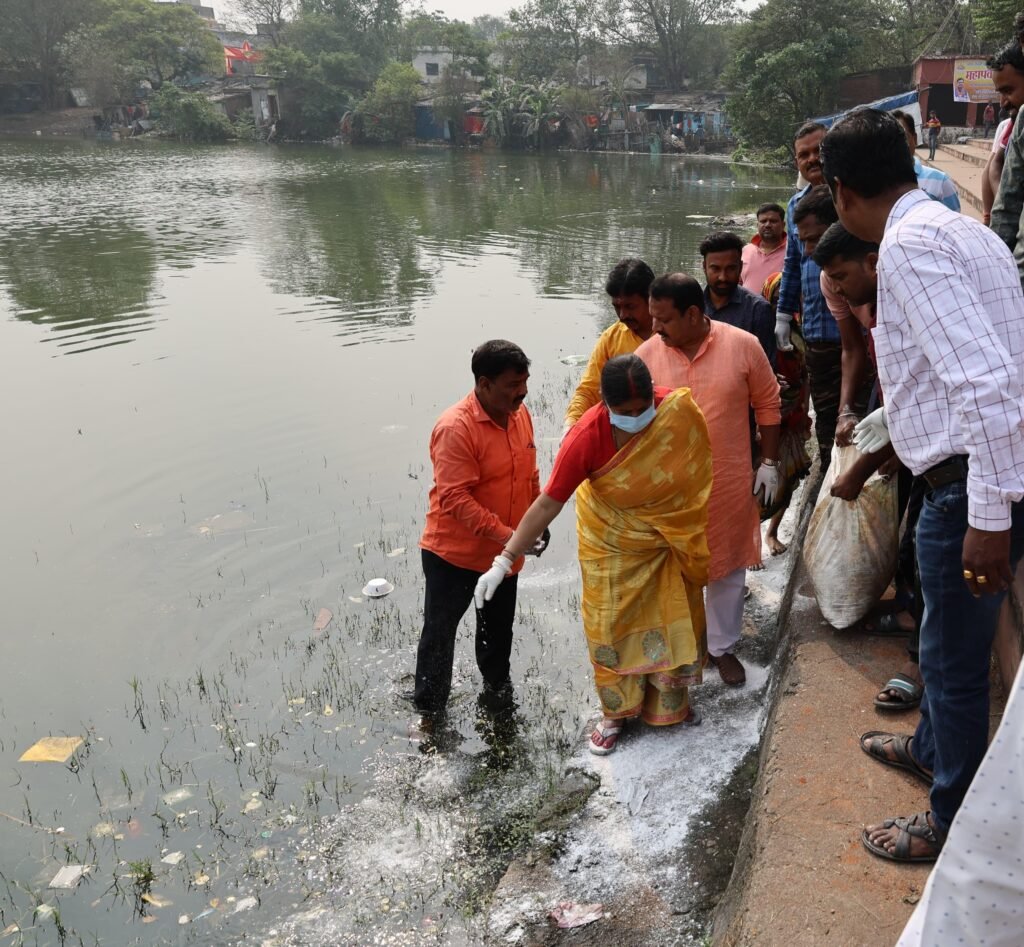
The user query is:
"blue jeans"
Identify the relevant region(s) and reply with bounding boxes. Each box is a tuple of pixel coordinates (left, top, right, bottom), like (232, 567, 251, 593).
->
(912, 480, 1024, 836)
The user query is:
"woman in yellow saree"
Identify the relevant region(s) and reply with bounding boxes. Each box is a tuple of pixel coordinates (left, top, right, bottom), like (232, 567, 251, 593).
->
(475, 355, 713, 754)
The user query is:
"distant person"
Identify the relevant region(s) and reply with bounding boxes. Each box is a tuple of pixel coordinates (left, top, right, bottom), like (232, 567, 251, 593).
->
(740, 202, 788, 294)
(775, 122, 844, 470)
(821, 108, 1024, 865)
(700, 231, 775, 362)
(476, 356, 713, 755)
(563, 259, 655, 433)
(984, 101, 996, 137)
(989, 41, 1024, 275)
(925, 111, 941, 160)
(412, 341, 543, 721)
(638, 274, 782, 688)
(891, 110, 961, 211)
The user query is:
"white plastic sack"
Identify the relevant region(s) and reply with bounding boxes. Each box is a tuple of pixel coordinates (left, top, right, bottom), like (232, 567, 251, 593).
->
(803, 445, 899, 629)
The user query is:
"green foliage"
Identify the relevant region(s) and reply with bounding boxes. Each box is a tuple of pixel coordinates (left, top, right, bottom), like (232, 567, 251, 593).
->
(504, 0, 600, 83)
(972, 0, 1021, 48)
(1, 0, 102, 107)
(355, 61, 421, 143)
(88, 0, 223, 90)
(264, 41, 363, 137)
(151, 85, 234, 142)
(482, 78, 563, 149)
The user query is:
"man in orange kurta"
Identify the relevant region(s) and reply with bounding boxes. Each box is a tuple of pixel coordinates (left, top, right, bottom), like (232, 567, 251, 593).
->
(637, 274, 782, 686)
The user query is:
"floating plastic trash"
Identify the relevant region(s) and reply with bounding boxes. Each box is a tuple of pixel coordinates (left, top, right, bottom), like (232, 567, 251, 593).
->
(549, 901, 604, 929)
(559, 354, 589, 366)
(161, 787, 194, 806)
(234, 896, 258, 913)
(362, 578, 394, 598)
(141, 893, 172, 908)
(49, 865, 90, 889)
(386, 547, 406, 558)
(312, 608, 333, 632)
(161, 852, 185, 866)
(19, 736, 83, 763)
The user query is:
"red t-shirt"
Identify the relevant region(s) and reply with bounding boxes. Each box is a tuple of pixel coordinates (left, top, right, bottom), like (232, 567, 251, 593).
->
(544, 387, 671, 503)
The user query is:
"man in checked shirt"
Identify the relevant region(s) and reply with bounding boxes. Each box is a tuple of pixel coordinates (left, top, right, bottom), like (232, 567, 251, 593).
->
(821, 109, 1024, 865)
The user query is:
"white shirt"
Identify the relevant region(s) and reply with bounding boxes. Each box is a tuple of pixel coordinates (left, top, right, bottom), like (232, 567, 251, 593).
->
(875, 189, 1024, 529)
(896, 658, 1024, 946)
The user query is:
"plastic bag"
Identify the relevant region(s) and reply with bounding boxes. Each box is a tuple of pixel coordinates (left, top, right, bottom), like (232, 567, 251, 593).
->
(803, 445, 898, 629)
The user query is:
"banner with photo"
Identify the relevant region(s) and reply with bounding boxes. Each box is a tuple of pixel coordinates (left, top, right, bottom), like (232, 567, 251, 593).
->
(952, 59, 999, 103)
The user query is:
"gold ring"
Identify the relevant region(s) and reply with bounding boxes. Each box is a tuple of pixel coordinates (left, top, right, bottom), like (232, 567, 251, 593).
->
(963, 570, 974, 579)
(978, 575, 989, 585)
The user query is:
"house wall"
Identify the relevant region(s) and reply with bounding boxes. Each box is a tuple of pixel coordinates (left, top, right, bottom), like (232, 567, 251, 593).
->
(413, 50, 455, 85)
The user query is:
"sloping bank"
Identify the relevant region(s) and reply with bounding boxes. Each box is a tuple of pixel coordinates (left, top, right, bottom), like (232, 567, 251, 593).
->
(482, 474, 822, 946)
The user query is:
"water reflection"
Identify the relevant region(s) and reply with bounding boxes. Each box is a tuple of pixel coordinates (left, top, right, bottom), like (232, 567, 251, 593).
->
(0, 141, 793, 355)
(4, 223, 159, 353)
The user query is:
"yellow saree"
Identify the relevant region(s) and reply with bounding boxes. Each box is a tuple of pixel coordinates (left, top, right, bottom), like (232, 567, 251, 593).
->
(575, 389, 713, 724)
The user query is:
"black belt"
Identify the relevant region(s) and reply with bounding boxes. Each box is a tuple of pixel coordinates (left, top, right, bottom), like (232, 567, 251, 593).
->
(922, 455, 968, 490)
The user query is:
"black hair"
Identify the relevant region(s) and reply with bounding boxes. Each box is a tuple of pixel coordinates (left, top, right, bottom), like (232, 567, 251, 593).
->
(648, 272, 704, 314)
(605, 258, 655, 298)
(890, 108, 915, 137)
(756, 202, 786, 219)
(812, 222, 879, 268)
(795, 121, 827, 142)
(989, 41, 1024, 75)
(698, 231, 745, 258)
(600, 354, 654, 407)
(820, 109, 917, 199)
(471, 340, 530, 380)
(1017, 11, 1024, 43)
(793, 184, 838, 226)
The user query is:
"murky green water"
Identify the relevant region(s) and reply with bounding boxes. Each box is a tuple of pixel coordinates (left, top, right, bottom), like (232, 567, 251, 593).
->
(0, 139, 791, 945)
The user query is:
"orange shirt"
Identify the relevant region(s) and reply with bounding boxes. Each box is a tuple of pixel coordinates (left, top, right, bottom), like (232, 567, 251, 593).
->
(420, 392, 540, 573)
(636, 322, 780, 581)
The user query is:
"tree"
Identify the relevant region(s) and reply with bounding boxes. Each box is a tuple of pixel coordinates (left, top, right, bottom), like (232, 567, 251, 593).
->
(355, 61, 421, 143)
(505, 0, 601, 82)
(2, 0, 101, 107)
(972, 0, 1020, 48)
(398, 12, 489, 76)
(234, 0, 296, 45)
(76, 0, 224, 94)
(151, 84, 234, 141)
(470, 14, 508, 42)
(601, 0, 737, 90)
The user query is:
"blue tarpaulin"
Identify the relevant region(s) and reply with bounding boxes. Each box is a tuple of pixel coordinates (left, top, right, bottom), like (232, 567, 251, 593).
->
(811, 90, 919, 129)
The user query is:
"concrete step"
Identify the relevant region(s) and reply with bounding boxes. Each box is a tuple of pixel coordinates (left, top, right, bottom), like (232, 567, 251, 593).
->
(938, 142, 987, 168)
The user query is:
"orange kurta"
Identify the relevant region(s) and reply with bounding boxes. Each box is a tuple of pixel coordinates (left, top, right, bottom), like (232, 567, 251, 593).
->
(636, 322, 781, 581)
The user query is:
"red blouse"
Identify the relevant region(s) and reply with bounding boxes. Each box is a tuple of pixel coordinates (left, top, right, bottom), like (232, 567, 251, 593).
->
(544, 387, 671, 503)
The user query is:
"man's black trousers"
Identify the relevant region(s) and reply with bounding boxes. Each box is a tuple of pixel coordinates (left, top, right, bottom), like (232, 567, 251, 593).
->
(413, 549, 518, 714)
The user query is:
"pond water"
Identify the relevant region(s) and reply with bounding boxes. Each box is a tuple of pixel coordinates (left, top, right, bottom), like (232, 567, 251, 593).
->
(0, 139, 793, 945)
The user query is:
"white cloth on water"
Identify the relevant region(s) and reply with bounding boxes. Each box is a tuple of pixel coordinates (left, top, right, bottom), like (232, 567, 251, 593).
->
(896, 659, 1024, 946)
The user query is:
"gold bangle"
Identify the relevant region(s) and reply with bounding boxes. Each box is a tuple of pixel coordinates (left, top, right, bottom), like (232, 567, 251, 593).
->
(963, 569, 975, 580)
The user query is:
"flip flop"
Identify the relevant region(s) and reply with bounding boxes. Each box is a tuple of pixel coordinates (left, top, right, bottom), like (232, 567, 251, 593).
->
(860, 731, 933, 786)
(589, 721, 624, 756)
(874, 674, 923, 712)
(862, 811, 942, 863)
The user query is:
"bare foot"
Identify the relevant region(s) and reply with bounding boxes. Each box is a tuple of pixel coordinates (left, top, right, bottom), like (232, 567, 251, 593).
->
(766, 533, 788, 555)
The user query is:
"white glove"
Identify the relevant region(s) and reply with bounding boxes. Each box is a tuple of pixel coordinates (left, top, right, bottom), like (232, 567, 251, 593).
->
(853, 406, 890, 455)
(474, 554, 513, 609)
(775, 312, 794, 352)
(753, 462, 781, 507)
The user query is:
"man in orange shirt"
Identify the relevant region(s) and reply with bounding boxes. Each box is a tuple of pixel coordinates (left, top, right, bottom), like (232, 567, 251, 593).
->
(413, 340, 542, 718)
(563, 259, 656, 431)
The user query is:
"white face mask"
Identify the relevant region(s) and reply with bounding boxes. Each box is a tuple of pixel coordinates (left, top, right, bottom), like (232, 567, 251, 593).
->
(608, 402, 656, 434)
